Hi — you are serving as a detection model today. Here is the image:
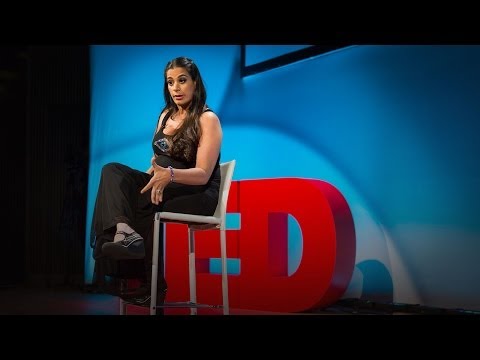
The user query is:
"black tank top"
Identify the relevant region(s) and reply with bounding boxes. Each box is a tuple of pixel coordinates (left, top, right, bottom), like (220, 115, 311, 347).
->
(151, 109, 221, 196)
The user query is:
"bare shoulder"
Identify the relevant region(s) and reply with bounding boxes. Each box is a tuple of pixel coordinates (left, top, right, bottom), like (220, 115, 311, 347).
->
(199, 110, 220, 126)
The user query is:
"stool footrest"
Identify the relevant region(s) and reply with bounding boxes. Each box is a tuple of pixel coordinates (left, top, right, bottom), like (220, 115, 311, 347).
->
(155, 301, 222, 309)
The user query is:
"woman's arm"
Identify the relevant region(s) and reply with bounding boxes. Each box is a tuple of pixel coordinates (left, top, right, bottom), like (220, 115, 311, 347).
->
(169, 111, 222, 184)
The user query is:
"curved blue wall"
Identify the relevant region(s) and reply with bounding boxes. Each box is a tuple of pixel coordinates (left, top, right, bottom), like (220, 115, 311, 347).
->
(87, 45, 480, 311)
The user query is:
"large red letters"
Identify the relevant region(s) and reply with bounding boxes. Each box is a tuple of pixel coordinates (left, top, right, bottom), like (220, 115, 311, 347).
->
(164, 178, 356, 313)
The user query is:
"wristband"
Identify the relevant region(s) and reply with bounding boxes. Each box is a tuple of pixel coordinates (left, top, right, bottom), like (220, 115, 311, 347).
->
(168, 166, 174, 183)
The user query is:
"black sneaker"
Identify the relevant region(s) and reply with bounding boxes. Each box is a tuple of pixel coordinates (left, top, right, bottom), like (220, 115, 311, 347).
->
(102, 231, 145, 260)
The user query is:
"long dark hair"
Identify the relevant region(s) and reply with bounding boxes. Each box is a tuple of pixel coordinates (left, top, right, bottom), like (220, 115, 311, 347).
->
(160, 57, 208, 164)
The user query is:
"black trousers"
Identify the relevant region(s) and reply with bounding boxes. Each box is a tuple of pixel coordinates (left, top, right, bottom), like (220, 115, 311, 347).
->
(92, 162, 218, 290)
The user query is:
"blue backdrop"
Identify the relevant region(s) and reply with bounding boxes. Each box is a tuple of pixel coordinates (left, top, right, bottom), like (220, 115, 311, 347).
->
(86, 45, 480, 311)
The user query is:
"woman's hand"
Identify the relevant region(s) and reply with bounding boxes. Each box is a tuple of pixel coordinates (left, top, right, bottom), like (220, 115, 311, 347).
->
(140, 158, 170, 205)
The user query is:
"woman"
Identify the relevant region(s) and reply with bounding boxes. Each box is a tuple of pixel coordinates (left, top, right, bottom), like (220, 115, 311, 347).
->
(92, 56, 223, 306)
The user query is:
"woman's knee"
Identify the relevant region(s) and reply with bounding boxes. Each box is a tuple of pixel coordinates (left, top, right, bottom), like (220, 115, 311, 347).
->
(102, 162, 125, 175)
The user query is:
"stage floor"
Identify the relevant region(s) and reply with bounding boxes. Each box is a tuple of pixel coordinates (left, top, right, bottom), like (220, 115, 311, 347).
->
(0, 285, 474, 315)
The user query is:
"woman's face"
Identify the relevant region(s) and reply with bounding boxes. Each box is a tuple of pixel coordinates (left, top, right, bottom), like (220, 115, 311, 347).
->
(166, 67, 196, 108)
